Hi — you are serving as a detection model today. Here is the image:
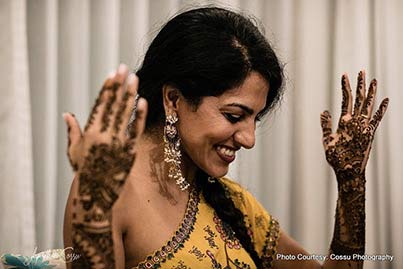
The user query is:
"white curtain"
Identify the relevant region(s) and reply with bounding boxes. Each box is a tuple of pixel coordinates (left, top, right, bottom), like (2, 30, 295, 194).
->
(0, 1, 401, 268)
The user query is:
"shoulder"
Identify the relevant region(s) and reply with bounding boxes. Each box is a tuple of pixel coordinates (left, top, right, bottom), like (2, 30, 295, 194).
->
(218, 176, 260, 211)
(218, 176, 281, 264)
(218, 176, 243, 196)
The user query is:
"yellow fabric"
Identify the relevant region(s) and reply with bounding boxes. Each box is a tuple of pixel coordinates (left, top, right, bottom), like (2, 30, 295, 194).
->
(133, 177, 280, 269)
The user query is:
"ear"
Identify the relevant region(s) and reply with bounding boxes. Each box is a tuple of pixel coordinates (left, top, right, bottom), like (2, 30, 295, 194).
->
(162, 84, 182, 114)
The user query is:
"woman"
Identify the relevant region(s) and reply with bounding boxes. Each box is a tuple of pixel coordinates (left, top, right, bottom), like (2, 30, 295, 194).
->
(63, 7, 389, 269)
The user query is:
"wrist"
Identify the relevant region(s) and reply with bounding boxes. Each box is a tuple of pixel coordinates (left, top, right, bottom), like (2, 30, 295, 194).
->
(335, 167, 365, 182)
(335, 169, 366, 193)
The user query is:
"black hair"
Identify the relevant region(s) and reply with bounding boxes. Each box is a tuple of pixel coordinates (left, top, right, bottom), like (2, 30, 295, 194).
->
(136, 7, 284, 267)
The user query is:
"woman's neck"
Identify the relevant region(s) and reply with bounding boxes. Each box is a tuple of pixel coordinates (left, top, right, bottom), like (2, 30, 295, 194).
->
(129, 133, 197, 191)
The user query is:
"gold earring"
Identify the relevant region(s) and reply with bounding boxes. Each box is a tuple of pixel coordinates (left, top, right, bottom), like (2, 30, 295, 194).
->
(164, 112, 189, 191)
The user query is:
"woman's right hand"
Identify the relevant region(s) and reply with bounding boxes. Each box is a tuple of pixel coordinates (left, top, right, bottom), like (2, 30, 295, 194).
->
(63, 64, 148, 218)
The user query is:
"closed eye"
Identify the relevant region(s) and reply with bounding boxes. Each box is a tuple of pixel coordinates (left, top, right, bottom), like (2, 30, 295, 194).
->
(224, 113, 243, 123)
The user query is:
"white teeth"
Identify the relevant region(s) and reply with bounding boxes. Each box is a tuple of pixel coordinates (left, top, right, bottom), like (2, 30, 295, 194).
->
(217, 146, 235, 157)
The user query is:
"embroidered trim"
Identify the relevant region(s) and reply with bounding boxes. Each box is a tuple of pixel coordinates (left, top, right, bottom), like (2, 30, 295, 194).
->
(134, 188, 200, 269)
(213, 212, 241, 250)
(261, 218, 280, 269)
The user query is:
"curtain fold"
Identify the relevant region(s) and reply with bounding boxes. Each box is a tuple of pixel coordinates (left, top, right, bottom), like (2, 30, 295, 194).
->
(0, 0, 36, 255)
(27, 0, 59, 251)
(1, 0, 402, 268)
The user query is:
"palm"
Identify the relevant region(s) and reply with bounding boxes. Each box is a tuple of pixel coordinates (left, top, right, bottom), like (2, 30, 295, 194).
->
(320, 71, 389, 180)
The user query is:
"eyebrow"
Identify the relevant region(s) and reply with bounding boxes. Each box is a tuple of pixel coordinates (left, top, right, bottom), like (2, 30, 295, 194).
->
(225, 103, 254, 115)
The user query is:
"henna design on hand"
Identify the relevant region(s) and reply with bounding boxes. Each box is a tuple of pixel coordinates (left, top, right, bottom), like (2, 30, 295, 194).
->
(72, 226, 114, 268)
(100, 83, 119, 132)
(353, 71, 366, 116)
(84, 89, 103, 133)
(65, 67, 145, 269)
(78, 139, 134, 212)
(340, 75, 351, 116)
(71, 139, 134, 268)
(320, 71, 389, 256)
(114, 91, 131, 134)
(361, 80, 376, 118)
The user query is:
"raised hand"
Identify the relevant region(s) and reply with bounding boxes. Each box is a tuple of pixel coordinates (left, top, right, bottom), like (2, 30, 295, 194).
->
(63, 64, 147, 268)
(320, 71, 388, 258)
(320, 71, 389, 181)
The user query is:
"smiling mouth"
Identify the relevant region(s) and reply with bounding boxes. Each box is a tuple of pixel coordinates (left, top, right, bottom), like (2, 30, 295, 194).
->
(215, 145, 236, 163)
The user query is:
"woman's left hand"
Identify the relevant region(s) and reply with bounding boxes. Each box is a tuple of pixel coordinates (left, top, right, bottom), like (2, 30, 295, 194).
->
(320, 71, 389, 181)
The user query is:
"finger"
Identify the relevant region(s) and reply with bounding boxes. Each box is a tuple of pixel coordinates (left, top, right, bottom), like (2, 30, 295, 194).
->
(320, 110, 332, 144)
(367, 98, 389, 134)
(100, 83, 118, 132)
(361, 79, 377, 124)
(84, 72, 116, 132)
(353, 70, 366, 116)
(63, 113, 82, 171)
(340, 73, 353, 116)
(112, 67, 131, 135)
(115, 63, 129, 85)
(119, 73, 138, 138)
(103, 64, 129, 133)
(63, 112, 82, 146)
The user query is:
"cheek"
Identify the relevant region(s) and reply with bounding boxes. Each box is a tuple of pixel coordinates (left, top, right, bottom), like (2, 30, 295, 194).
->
(179, 116, 233, 151)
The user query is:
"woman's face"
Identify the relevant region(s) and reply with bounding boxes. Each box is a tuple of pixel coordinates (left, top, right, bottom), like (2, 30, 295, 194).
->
(176, 71, 269, 178)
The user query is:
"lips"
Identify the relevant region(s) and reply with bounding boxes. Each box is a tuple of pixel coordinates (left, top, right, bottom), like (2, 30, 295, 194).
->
(215, 145, 236, 163)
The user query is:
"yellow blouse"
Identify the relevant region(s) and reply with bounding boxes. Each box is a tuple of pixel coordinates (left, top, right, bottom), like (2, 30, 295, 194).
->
(133, 177, 280, 269)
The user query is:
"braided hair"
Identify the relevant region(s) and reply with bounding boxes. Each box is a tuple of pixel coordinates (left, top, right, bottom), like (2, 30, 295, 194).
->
(195, 169, 262, 267)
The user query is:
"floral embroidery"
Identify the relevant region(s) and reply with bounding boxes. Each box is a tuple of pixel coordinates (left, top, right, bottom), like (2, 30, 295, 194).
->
(242, 214, 254, 240)
(233, 259, 251, 269)
(231, 191, 245, 204)
(135, 188, 200, 269)
(206, 250, 252, 269)
(222, 185, 245, 205)
(213, 213, 241, 250)
(261, 218, 280, 269)
(206, 250, 222, 269)
(255, 215, 265, 229)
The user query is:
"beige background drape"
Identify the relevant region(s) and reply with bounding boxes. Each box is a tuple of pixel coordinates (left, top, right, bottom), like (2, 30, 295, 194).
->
(0, 0, 402, 268)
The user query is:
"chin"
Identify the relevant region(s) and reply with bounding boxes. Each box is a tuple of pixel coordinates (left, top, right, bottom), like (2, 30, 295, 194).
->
(205, 165, 229, 178)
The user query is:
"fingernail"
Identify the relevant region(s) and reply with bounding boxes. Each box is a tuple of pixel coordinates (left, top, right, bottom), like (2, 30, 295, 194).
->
(127, 73, 136, 83)
(62, 112, 68, 121)
(118, 63, 127, 72)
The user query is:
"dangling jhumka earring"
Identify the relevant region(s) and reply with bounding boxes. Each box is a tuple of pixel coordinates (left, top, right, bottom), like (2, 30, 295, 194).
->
(164, 112, 190, 191)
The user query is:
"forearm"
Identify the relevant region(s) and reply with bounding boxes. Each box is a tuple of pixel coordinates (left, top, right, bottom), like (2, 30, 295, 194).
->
(70, 175, 116, 269)
(71, 222, 114, 268)
(323, 172, 365, 269)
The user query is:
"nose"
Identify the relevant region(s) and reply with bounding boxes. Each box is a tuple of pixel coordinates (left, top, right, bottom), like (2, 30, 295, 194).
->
(234, 122, 256, 149)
